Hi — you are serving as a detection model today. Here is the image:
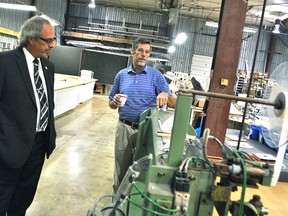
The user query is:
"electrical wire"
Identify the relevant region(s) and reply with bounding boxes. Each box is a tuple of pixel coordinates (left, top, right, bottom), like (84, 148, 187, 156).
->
(208, 135, 227, 160)
(238, 150, 255, 160)
(277, 139, 288, 149)
(201, 129, 217, 169)
(183, 207, 189, 216)
(90, 194, 114, 214)
(184, 157, 214, 170)
(184, 157, 192, 172)
(243, 159, 263, 168)
(237, 150, 264, 167)
(201, 129, 210, 163)
(132, 182, 179, 213)
(179, 156, 190, 171)
(127, 198, 173, 216)
(234, 151, 247, 216)
(237, 151, 251, 160)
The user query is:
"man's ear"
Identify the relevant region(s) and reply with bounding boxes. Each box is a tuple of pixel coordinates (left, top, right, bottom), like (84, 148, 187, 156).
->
(131, 49, 136, 55)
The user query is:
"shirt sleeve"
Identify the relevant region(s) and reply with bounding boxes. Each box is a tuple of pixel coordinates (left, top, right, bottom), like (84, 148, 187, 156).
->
(155, 70, 172, 96)
(108, 72, 120, 100)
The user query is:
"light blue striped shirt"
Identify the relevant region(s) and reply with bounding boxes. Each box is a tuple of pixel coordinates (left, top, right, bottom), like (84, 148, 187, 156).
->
(109, 64, 171, 122)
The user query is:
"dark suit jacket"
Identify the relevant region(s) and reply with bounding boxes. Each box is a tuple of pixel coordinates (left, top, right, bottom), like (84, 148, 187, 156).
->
(0, 47, 56, 168)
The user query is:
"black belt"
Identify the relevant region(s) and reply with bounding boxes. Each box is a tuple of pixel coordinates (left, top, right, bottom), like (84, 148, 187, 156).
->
(119, 118, 139, 129)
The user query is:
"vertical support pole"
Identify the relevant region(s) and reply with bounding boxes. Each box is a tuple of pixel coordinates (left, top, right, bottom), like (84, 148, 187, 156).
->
(168, 94, 193, 167)
(205, 0, 247, 156)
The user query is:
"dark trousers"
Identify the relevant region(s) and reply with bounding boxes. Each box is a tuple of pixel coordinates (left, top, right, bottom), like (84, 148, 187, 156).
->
(0, 132, 46, 216)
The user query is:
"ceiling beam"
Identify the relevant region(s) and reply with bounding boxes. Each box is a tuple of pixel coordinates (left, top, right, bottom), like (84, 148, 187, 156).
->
(0, 27, 18, 37)
(63, 31, 170, 49)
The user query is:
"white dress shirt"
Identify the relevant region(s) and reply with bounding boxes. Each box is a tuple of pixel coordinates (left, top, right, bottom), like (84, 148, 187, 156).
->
(23, 47, 49, 131)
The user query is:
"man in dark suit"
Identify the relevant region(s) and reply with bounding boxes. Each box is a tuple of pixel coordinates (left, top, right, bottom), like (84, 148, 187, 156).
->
(0, 16, 57, 216)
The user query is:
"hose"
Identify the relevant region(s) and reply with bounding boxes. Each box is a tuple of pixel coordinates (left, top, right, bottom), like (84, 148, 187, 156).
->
(208, 135, 227, 160)
(132, 182, 179, 213)
(234, 151, 247, 216)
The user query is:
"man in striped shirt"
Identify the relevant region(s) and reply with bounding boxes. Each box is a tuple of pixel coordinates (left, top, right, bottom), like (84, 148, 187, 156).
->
(109, 37, 176, 192)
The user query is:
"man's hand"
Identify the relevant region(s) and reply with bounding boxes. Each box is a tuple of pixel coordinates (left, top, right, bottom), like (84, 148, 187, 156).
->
(156, 92, 169, 109)
(109, 94, 122, 109)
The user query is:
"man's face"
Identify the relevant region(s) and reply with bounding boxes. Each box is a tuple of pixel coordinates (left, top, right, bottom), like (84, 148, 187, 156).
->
(29, 24, 56, 58)
(131, 43, 151, 67)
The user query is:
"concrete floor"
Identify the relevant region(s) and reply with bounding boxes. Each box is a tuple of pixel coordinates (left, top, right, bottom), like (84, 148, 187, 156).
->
(27, 94, 117, 216)
(26, 94, 288, 216)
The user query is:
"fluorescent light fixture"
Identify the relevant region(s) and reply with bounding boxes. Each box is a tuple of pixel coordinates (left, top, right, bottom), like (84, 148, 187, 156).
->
(242, 27, 257, 33)
(168, 45, 176, 53)
(272, 25, 280, 34)
(205, 21, 218, 28)
(258, 5, 288, 20)
(272, 19, 281, 34)
(267, 5, 288, 13)
(40, 14, 60, 27)
(0, 3, 36, 11)
(174, 32, 187, 45)
(88, 0, 96, 8)
(248, 5, 288, 24)
(205, 21, 257, 33)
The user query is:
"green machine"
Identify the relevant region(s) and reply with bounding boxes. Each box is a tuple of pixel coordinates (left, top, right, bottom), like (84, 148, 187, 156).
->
(88, 93, 274, 216)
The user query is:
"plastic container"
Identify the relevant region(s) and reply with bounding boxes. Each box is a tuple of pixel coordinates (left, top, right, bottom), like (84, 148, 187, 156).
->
(261, 126, 288, 153)
(248, 125, 262, 141)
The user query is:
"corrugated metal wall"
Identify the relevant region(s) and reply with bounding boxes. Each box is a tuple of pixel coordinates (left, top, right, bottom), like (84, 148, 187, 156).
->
(0, 1, 287, 75)
(65, 5, 218, 73)
(67, 4, 169, 38)
(0, 0, 67, 44)
(238, 31, 273, 73)
(0, 0, 31, 31)
(273, 34, 288, 73)
(35, 0, 67, 40)
(169, 17, 217, 72)
(0, 0, 32, 49)
(166, 18, 288, 74)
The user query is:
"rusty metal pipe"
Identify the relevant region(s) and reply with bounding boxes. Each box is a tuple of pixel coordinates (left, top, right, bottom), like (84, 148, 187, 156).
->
(179, 89, 280, 108)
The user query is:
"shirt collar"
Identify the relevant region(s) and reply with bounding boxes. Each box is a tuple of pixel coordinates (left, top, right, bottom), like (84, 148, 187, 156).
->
(128, 64, 147, 74)
(22, 47, 38, 64)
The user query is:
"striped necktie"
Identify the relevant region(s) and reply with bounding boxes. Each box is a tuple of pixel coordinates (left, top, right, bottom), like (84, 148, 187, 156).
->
(33, 58, 49, 131)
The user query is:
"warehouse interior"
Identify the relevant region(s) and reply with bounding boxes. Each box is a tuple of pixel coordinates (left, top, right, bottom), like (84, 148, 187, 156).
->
(25, 95, 288, 215)
(1, 0, 288, 215)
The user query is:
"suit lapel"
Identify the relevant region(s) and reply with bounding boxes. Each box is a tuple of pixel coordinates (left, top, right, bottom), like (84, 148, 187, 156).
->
(15, 47, 37, 106)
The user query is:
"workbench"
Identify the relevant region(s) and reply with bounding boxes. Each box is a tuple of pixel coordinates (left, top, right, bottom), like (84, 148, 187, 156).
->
(54, 73, 97, 117)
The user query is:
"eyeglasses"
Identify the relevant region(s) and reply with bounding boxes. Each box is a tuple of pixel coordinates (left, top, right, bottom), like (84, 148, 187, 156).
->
(39, 37, 56, 44)
(136, 48, 150, 55)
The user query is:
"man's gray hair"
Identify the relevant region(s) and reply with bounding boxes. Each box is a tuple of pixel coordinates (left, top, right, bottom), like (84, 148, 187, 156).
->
(18, 16, 52, 47)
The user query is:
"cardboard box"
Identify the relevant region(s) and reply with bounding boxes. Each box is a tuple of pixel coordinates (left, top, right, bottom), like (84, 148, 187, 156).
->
(198, 99, 205, 108)
(193, 99, 205, 108)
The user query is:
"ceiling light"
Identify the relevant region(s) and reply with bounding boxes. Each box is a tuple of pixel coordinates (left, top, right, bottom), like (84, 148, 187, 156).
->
(168, 45, 176, 53)
(272, 19, 282, 34)
(242, 27, 257, 33)
(248, 5, 288, 24)
(88, 0, 96, 8)
(272, 25, 280, 34)
(0, 3, 36, 11)
(205, 21, 257, 33)
(174, 32, 187, 45)
(205, 21, 218, 28)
